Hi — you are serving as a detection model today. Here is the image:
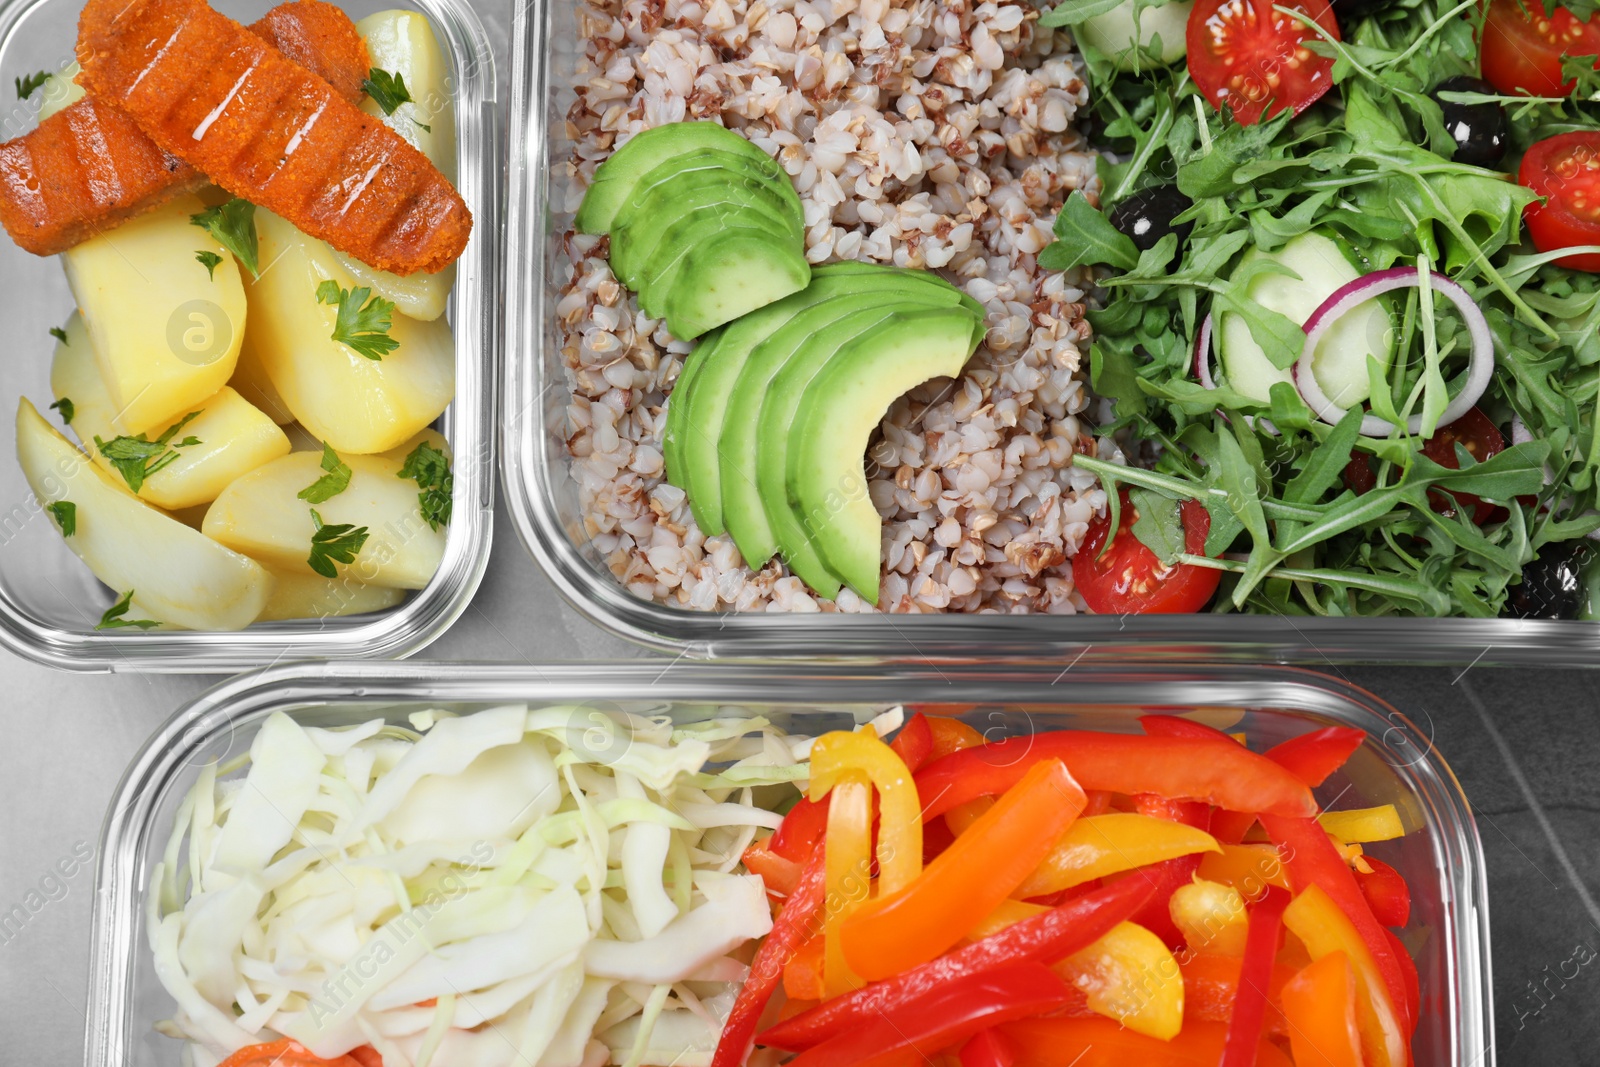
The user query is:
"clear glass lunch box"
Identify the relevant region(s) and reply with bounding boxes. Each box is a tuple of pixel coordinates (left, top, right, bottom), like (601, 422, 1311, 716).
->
(500, 0, 1600, 666)
(0, 0, 499, 672)
(84, 661, 1492, 1066)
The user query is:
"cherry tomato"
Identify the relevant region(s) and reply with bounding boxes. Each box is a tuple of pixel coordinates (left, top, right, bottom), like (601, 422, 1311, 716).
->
(1421, 407, 1507, 524)
(1186, 0, 1340, 125)
(1341, 454, 1377, 496)
(1520, 131, 1600, 271)
(1073, 490, 1222, 614)
(1480, 0, 1600, 98)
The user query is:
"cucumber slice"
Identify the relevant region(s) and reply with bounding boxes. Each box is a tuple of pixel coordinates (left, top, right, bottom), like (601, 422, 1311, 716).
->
(1076, 0, 1194, 72)
(575, 122, 775, 234)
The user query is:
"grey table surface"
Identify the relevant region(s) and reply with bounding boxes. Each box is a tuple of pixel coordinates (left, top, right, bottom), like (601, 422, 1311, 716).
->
(3, 0, 1599, 1060)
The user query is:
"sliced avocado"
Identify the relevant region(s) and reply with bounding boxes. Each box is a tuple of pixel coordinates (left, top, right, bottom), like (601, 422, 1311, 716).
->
(575, 122, 775, 234)
(611, 172, 796, 289)
(622, 146, 802, 233)
(641, 218, 801, 321)
(788, 307, 980, 601)
(672, 265, 966, 536)
(659, 232, 810, 341)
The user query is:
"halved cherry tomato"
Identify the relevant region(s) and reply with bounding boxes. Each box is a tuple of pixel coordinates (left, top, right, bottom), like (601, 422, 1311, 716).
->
(1521, 131, 1600, 272)
(1421, 407, 1507, 523)
(1074, 490, 1221, 614)
(1186, 0, 1340, 125)
(1481, 0, 1600, 98)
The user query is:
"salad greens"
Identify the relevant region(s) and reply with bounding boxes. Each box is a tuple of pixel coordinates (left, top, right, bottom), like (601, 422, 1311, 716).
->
(1048, 0, 1600, 616)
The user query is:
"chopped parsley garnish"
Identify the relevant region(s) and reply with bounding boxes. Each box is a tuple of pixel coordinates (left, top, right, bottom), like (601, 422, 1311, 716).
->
(189, 198, 260, 278)
(398, 441, 452, 530)
(15, 71, 49, 100)
(298, 442, 353, 503)
(195, 250, 223, 279)
(46, 500, 75, 536)
(94, 411, 202, 494)
(48, 326, 68, 344)
(362, 69, 430, 131)
(315, 280, 400, 360)
(96, 590, 158, 630)
(307, 508, 369, 578)
(49, 398, 73, 425)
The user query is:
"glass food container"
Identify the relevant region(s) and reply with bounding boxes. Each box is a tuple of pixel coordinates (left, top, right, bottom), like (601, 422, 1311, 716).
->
(502, 0, 1599, 666)
(85, 661, 1493, 1066)
(0, 0, 499, 672)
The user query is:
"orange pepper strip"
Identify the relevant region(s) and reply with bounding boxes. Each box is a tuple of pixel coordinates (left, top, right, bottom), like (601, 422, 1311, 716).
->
(1196, 844, 1293, 895)
(1282, 885, 1408, 1067)
(823, 771, 873, 998)
(784, 934, 828, 1002)
(998, 1018, 1294, 1067)
(840, 758, 1086, 981)
(926, 716, 985, 758)
(218, 1042, 371, 1067)
(1282, 951, 1366, 1067)
(809, 731, 923, 895)
(1180, 953, 1294, 1035)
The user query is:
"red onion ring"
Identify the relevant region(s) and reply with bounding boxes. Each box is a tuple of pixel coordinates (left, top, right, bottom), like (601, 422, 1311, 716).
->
(1294, 267, 1494, 437)
(1511, 414, 1532, 447)
(1193, 313, 1277, 435)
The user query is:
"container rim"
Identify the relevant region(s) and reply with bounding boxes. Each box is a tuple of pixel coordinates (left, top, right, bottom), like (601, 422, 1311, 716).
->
(85, 659, 1494, 1066)
(0, 0, 501, 673)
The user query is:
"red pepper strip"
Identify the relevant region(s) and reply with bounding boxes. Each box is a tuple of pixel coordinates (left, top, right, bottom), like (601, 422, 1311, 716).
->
(347, 1050, 383, 1067)
(741, 839, 802, 897)
(959, 1029, 1018, 1067)
(1181, 953, 1294, 1033)
(1210, 810, 1258, 845)
(1358, 856, 1413, 927)
(1120, 791, 1212, 948)
(757, 875, 1156, 1052)
(922, 811, 957, 862)
(216, 1043, 373, 1067)
(785, 962, 1072, 1067)
(770, 796, 831, 862)
(914, 732, 1316, 822)
(711, 843, 828, 1067)
(1140, 713, 1237, 742)
(1264, 727, 1366, 788)
(1081, 789, 1115, 816)
(1385, 927, 1422, 1025)
(889, 712, 935, 772)
(1257, 813, 1414, 1037)
(998, 1018, 1294, 1067)
(1221, 885, 1291, 1067)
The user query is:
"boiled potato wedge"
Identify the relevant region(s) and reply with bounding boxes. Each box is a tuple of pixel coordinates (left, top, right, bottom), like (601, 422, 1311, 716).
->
(63, 194, 246, 435)
(15, 398, 271, 630)
(243, 210, 454, 454)
(202, 450, 446, 589)
(229, 338, 295, 425)
(36, 63, 84, 121)
(255, 567, 405, 622)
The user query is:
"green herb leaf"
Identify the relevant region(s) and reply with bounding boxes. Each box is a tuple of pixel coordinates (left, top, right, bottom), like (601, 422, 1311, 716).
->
(363, 68, 414, 115)
(96, 590, 159, 630)
(1128, 486, 1185, 565)
(46, 500, 75, 536)
(298, 442, 353, 503)
(94, 411, 202, 494)
(307, 508, 370, 578)
(315, 280, 400, 360)
(49, 397, 73, 425)
(195, 250, 223, 280)
(1037, 0, 1123, 27)
(48, 326, 68, 344)
(398, 440, 452, 530)
(190, 199, 260, 278)
(1038, 190, 1141, 273)
(15, 71, 49, 100)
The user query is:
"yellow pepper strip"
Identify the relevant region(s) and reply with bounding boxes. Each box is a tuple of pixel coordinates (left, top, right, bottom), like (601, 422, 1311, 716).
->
(822, 770, 872, 999)
(1053, 921, 1184, 1041)
(1319, 805, 1405, 844)
(944, 797, 994, 836)
(1014, 813, 1222, 899)
(1169, 878, 1248, 957)
(967, 898, 1049, 940)
(1283, 885, 1408, 1067)
(809, 730, 923, 895)
(1196, 844, 1292, 895)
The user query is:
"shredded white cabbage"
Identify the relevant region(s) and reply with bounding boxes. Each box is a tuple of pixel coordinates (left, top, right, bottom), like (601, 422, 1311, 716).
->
(151, 705, 806, 1067)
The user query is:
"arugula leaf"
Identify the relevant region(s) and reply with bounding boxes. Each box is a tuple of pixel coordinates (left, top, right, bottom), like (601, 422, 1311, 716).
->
(1128, 486, 1185, 565)
(49, 397, 73, 425)
(94, 411, 202, 493)
(316, 281, 400, 360)
(1038, 191, 1140, 272)
(190, 199, 260, 278)
(307, 509, 370, 578)
(1037, 0, 1123, 26)
(195, 250, 223, 279)
(96, 590, 158, 630)
(398, 441, 453, 530)
(298, 442, 353, 503)
(48, 326, 67, 344)
(15, 71, 48, 100)
(46, 500, 75, 536)
(362, 69, 431, 131)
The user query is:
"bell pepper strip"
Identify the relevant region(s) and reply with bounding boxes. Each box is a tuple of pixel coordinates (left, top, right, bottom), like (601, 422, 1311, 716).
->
(926, 714, 985, 758)
(742, 839, 803, 898)
(1385, 927, 1421, 1025)
(1170, 878, 1249, 956)
(842, 759, 1086, 980)
(945, 796, 996, 836)
(1122, 854, 1207, 950)
(217, 1042, 378, 1067)
(1014, 813, 1221, 898)
(958, 1028, 1018, 1067)
(348, 1050, 383, 1067)
(822, 771, 873, 998)
(1281, 951, 1365, 1067)
(779, 998, 819, 1023)
(1264, 727, 1366, 788)
(758, 875, 1156, 1052)
(999, 1017, 1292, 1067)
(1180, 953, 1293, 1034)
(1139, 713, 1239, 742)
(1258, 813, 1413, 1037)
(889, 712, 935, 772)
(1220, 886, 1291, 1067)
(914, 732, 1316, 822)
(1355, 857, 1413, 927)
(1081, 789, 1115, 817)
(1319, 805, 1405, 844)
(1282, 885, 1409, 1067)
(968, 897, 1049, 938)
(810, 731, 923, 895)
(1054, 920, 1183, 1039)
(1133, 791, 1212, 827)
(1210, 810, 1259, 845)
(1197, 844, 1292, 896)
(784, 933, 827, 1001)
(770, 795, 831, 862)
(784, 962, 1074, 1067)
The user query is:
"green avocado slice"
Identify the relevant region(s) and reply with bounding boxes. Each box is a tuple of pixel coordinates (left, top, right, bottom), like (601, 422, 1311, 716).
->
(788, 307, 981, 601)
(610, 170, 796, 289)
(659, 232, 811, 341)
(575, 122, 777, 234)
